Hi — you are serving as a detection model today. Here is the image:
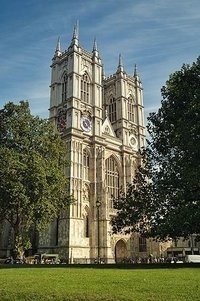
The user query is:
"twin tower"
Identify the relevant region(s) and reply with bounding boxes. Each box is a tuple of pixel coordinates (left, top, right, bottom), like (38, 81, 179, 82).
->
(39, 24, 145, 263)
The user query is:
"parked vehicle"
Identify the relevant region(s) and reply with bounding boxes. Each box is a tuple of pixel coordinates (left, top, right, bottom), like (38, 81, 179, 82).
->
(4, 257, 24, 264)
(26, 253, 60, 264)
(185, 255, 200, 263)
(41, 254, 60, 264)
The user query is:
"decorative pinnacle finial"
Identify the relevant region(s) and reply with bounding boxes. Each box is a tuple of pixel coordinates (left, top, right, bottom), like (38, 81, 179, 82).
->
(72, 20, 79, 40)
(119, 53, 122, 67)
(93, 37, 98, 52)
(56, 37, 61, 51)
(71, 20, 79, 47)
(92, 37, 100, 59)
(76, 20, 79, 38)
(54, 36, 61, 56)
(117, 53, 124, 72)
(134, 63, 138, 76)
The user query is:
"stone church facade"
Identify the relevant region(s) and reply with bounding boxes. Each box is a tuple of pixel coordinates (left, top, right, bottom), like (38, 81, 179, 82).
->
(38, 25, 149, 263)
(0, 25, 170, 262)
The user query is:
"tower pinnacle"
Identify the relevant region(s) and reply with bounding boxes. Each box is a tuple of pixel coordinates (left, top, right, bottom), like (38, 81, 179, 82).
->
(71, 20, 79, 47)
(134, 64, 138, 76)
(93, 37, 97, 52)
(92, 37, 99, 58)
(117, 53, 124, 72)
(54, 37, 61, 56)
(134, 63, 140, 83)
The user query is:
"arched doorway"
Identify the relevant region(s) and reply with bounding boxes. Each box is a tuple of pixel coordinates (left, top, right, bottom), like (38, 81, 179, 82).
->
(115, 239, 128, 263)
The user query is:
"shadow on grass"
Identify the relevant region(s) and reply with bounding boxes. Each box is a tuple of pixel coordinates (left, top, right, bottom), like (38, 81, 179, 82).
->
(0, 263, 200, 270)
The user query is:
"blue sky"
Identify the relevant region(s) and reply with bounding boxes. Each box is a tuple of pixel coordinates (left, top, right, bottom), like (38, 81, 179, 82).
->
(0, 0, 200, 120)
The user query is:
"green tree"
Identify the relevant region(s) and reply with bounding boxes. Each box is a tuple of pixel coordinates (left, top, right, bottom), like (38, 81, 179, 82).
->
(0, 101, 71, 257)
(112, 57, 200, 240)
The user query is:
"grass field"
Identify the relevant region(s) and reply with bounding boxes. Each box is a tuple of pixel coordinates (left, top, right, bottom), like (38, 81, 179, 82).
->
(0, 266, 200, 301)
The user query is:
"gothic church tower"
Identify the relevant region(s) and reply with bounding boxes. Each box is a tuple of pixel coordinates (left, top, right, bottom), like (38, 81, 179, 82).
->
(40, 24, 145, 263)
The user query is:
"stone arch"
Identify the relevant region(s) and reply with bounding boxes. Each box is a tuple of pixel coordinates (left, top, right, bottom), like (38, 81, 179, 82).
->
(128, 94, 135, 103)
(115, 239, 128, 263)
(106, 153, 122, 175)
(82, 205, 90, 238)
(83, 146, 92, 157)
(82, 204, 90, 216)
(80, 69, 92, 82)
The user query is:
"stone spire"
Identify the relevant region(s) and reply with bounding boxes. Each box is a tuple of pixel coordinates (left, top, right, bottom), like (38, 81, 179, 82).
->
(117, 53, 124, 73)
(93, 37, 97, 52)
(134, 63, 138, 77)
(54, 37, 61, 57)
(134, 63, 140, 82)
(92, 37, 99, 59)
(71, 20, 79, 47)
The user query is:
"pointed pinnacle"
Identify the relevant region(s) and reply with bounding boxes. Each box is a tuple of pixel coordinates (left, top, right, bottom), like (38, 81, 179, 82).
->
(55, 36, 61, 52)
(134, 63, 138, 76)
(118, 53, 123, 67)
(73, 20, 79, 40)
(117, 53, 124, 72)
(93, 37, 98, 52)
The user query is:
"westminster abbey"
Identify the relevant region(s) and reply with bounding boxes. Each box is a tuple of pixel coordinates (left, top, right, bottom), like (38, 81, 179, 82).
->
(0, 25, 168, 262)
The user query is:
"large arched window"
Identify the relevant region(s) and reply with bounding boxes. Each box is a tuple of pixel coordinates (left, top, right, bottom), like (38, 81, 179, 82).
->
(62, 74, 67, 102)
(108, 97, 116, 122)
(127, 96, 134, 122)
(81, 73, 90, 103)
(105, 156, 119, 208)
(83, 149, 90, 181)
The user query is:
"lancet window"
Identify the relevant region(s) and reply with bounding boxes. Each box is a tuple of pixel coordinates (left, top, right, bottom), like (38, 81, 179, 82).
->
(81, 73, 90, 103)
(83, 149, 90, 181)
(127, 96, 135, 122)
(62, 74, 68, 102)
(105, 156, 119, 208)
(108, 97, 117, 123)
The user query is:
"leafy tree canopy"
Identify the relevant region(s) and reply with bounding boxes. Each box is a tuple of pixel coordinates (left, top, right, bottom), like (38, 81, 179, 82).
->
(112, 56, 200, 240)
(0, 101, 71, 255)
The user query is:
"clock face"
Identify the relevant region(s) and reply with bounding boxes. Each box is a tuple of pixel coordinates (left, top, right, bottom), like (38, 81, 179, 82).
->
(129, 134, 138, 149)
(81, 117, 92, 132)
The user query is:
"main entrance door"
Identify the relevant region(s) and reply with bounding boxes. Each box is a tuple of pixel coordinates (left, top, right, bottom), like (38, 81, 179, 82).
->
(115, 239, 128, 263)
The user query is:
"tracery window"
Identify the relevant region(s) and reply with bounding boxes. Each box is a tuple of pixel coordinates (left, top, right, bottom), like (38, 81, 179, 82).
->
(81, 73, 90, 103)
(108, 97, 117, 122)
(62, 74, 68, 102)
(127, 96, 134, 122)
(105, 156, 119, 208)
(139, 237, 147, 252)
(83, 149, 90, 180)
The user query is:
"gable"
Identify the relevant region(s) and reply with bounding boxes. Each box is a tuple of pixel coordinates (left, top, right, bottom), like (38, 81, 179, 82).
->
(102, 116, 116, 137)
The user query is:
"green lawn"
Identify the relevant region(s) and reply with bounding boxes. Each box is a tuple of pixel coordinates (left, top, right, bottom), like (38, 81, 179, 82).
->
(0, 266, 199, 301)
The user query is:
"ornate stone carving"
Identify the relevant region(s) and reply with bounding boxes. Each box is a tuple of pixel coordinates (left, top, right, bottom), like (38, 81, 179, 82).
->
(128, 123, 137, 135)
(80, 106, 93, 118)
